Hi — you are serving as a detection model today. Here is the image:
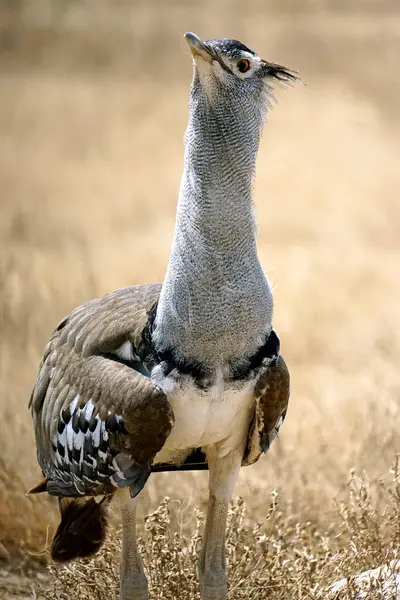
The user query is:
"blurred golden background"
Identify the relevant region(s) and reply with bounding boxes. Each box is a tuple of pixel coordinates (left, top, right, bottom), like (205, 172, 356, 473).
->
(0, 0, 399, 592)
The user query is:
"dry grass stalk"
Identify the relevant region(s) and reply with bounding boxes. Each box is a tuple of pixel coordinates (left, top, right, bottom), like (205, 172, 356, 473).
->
(36, 466, 400, 599)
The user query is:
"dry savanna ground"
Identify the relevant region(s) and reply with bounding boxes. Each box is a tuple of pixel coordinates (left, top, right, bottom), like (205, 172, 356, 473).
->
(0, 1, 400, 598)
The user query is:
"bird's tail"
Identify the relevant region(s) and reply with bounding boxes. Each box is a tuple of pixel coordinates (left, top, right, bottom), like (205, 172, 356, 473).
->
(51, 495, 112, 562)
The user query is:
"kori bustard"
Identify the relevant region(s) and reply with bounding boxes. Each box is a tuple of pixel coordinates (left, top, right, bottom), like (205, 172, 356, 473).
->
(29, 32, 295, 600)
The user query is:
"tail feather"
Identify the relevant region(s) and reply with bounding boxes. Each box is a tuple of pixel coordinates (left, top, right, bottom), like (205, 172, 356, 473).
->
(27, 477, 48, 494)
(51, 495, 112, 562)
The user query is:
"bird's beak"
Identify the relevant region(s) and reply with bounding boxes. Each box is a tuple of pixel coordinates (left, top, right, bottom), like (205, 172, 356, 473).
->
(184, 32, 213, 64)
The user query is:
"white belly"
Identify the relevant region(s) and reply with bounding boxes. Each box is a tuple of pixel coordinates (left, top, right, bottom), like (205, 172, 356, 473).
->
(154, 371, 255, 464)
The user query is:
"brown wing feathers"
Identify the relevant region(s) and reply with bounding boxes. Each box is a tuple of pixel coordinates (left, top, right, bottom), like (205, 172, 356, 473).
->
(243, 353, 290, 466)
(256, 354, 290, 453)
(29, 284, 174, 502)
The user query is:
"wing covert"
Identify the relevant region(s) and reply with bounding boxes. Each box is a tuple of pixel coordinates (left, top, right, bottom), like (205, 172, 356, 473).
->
(244, 353, 290, 466)
(30, 285, 174, 498)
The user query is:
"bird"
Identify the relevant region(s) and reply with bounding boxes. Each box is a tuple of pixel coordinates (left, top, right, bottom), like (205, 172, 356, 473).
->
(28, 32, 295, 600)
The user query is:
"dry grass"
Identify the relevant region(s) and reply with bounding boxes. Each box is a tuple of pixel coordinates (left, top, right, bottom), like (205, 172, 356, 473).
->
(37, 466, 400, 599)
(0, 1, 400, 597)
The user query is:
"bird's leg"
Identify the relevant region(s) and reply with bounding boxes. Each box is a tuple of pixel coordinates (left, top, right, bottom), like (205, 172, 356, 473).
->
(118, 487, 148, 600)
(198, 447, 242, 600)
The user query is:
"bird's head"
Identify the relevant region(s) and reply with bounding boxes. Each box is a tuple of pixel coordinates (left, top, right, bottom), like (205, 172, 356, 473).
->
(184, 32, 298, 131)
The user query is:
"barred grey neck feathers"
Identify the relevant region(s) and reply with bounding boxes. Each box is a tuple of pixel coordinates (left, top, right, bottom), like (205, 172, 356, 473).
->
(153, 46, 274, 367)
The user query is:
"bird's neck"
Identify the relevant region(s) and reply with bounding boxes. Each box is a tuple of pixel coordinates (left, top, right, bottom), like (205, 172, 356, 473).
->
(153, 94, 273, 367)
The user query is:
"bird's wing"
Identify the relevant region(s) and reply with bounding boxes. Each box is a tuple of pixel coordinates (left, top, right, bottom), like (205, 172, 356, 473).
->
(243, 352, 290, 466)
(29, 284, 174, 498)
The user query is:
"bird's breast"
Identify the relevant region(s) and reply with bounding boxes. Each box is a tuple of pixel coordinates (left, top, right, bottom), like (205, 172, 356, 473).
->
(152, 367, 256, 465)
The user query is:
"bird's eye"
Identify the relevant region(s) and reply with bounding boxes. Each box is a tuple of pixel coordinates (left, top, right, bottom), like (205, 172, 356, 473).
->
(237, 59, 251, 73)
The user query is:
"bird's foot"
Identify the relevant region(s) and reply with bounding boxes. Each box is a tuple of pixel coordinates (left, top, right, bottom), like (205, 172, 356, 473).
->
(199, 569, 227, 600)
(200, 582, 228, 600)
(119, 576, 149, 600)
